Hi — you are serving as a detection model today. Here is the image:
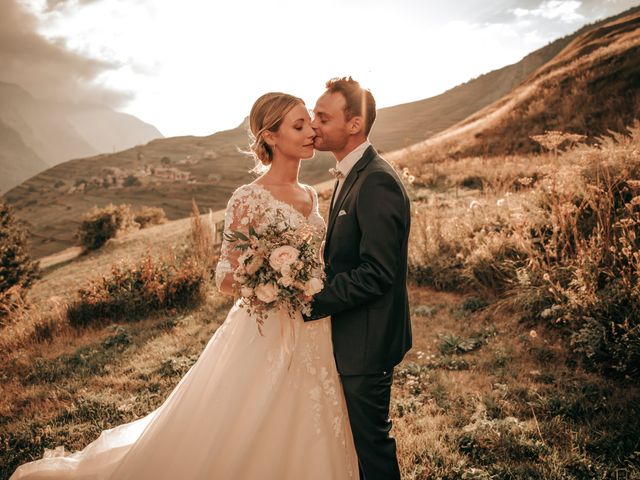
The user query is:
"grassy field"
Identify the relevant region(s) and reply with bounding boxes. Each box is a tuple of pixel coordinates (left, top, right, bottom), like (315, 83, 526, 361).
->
(2, 136, 639, 479)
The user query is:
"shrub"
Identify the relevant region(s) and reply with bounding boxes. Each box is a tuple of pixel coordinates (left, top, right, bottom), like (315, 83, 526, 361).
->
(76, 204, 139, 251)
(134, 206, 167, 228)
(123, 175, 141, 187)
(66, 250, 207, 327)
(0, 202, 40, 323)
(459, 175, 485, 190)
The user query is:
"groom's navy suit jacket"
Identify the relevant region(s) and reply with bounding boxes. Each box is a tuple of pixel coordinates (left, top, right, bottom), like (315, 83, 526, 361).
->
(306, 145, 412, 376)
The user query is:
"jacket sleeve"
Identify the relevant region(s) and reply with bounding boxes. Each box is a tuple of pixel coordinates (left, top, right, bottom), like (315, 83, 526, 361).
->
(306, 171, 408, 320)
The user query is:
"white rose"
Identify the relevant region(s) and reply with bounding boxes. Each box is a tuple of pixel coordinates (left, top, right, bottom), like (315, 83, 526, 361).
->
(303, 277, 324, 296)
(269, 246, 300, 272)
(240, 286, 254, 298)
(279, 274, 294, 287)
(254, 283, 278, 303)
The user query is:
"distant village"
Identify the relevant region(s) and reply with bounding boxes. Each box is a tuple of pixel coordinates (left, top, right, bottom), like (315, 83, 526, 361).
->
(62, 152, 221, 194)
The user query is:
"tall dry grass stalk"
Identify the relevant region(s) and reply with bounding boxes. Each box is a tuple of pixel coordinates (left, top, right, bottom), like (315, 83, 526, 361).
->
(187, 199, 219, 281)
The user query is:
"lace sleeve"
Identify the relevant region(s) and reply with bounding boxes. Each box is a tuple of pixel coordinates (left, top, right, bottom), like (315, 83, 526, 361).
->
(215, 185, 255, 293)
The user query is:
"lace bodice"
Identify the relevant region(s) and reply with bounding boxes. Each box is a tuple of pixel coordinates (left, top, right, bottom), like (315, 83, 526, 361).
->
(215, 183, 326, 290)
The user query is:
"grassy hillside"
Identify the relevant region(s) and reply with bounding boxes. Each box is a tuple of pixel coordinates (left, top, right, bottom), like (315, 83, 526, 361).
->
(371, 5, 640, 153)
(2, 131, 639, 478)
(389, 10, 640, 167)
(2, 122, 334, 259)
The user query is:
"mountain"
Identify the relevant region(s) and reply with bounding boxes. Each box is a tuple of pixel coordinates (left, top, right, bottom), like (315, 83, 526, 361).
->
(389, 9, 640, 165)
(371, 5, 640, 153)
(2, 120, 334, 258)
(0, 81, 162, 193)
(0, 118, 49, 193)
(4, 7, 640, 259)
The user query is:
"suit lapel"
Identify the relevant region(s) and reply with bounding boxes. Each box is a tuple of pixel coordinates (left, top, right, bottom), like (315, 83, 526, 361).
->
(325, 145, 377, 246)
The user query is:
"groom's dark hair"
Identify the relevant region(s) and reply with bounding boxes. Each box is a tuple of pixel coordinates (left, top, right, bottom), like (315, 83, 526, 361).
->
(325, 77, 376, 136)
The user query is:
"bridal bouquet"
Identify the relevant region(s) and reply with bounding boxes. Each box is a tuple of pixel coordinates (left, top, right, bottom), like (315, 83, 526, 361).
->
(224, 211, 325, 333)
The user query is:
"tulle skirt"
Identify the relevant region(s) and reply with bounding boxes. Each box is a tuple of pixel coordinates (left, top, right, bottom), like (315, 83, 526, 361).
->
(10, 301, 358, 479)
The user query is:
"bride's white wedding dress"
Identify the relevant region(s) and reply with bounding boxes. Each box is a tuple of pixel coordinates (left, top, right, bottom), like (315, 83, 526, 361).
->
(10, 183, 358, 479)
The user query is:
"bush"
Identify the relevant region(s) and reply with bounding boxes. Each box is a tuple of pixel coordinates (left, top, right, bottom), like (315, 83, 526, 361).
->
(67, 250, 207, 327)
(76, 204, 139, 251)
(134, 206, 167, 228)
(0, 202, 40, 322)
(516, 132, 640, 377)
(123, 175, 141, 187)
(459, 175, 485, 190)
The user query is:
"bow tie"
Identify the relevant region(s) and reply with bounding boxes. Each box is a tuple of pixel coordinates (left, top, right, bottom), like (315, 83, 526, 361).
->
(329, 167, 345, 180)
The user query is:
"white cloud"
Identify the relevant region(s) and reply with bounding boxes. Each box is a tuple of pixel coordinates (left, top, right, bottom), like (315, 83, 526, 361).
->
(13, 0, 631, 137)
(513, 1, 585, 23)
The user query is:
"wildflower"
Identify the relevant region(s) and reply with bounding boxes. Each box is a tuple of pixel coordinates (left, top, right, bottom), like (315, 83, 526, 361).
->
(496, 198, 505, 206)
(529, 330, 538, 338)
(542, 273, 550, 281)
(518, 177, 533, 186)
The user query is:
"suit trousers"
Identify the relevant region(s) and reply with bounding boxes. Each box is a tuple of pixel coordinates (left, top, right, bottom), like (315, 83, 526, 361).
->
(340, 370, 400, 480)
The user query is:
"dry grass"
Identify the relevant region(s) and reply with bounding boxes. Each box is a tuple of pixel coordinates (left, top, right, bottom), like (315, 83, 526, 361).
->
(1, 148, 639, 479)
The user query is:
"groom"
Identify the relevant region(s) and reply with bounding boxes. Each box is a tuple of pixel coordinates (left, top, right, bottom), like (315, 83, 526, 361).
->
(305, 77, 412, 480)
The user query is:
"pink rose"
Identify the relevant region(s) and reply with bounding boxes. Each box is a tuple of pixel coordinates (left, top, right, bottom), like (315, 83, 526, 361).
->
(269, 246, 300, 272)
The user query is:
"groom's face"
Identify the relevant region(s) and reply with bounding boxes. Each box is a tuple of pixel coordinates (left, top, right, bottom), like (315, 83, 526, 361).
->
(311, 92, 350, 153)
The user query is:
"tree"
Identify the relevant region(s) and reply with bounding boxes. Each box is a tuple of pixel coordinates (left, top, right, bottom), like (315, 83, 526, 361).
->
(123, 175, 141, 187)
(0, 201, 40, 294)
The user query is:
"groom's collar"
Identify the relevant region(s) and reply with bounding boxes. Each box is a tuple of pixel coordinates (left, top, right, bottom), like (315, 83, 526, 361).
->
(335, 139, 371, 179)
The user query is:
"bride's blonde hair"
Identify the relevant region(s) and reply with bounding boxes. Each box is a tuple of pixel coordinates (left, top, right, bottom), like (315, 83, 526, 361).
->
(248, 92, 304, 174)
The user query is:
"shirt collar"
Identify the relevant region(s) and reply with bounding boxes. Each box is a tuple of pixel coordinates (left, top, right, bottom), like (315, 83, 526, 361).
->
(336, 140, 371, 178)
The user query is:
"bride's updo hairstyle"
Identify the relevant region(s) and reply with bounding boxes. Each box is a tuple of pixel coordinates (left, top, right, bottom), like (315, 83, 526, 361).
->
(248, 92, 304, 174)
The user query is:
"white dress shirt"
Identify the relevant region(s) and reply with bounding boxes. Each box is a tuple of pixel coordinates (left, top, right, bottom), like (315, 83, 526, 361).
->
(332, 140, 371, 207)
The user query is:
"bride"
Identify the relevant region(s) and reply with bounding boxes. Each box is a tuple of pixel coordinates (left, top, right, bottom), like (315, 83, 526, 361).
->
(10, 92, 358, 479)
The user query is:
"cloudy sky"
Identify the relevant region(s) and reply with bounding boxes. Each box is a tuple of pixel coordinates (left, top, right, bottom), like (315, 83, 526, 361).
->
(2, 0, 638, 137)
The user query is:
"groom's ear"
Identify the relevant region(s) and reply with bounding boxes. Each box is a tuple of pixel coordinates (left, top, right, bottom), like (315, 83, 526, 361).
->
(348, 116, 364, 136)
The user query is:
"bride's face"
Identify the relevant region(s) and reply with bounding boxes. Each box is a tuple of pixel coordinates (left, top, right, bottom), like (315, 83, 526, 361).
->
(268, 102, 316, 161)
